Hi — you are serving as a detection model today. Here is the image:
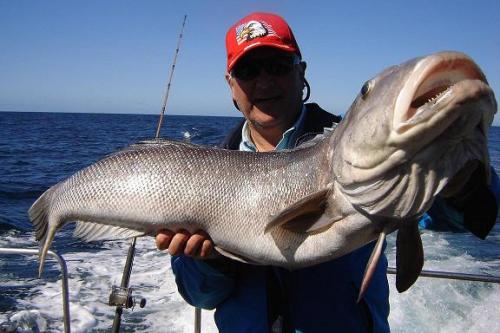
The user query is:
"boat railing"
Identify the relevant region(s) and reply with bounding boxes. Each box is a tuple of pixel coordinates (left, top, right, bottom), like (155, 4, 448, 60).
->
(386, 266, 500, 283)
(0, 247, 71, 333)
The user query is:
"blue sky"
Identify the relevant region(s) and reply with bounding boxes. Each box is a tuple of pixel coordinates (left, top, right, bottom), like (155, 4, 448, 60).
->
(1, 1, 499, 123)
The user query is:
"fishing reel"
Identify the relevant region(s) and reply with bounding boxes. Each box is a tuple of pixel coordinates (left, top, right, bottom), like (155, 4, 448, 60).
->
(108, 286, 146, 309)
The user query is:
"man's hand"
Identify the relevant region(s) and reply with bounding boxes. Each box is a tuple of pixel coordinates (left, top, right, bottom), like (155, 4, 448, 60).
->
(155, 229, 215, 259)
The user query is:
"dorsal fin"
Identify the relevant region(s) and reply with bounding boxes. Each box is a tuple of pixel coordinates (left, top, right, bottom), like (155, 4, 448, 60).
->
(123, 138, 201, 151)
(103, 138, 211, 160)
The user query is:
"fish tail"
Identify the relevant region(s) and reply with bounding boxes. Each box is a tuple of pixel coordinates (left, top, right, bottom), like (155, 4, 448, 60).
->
(29, 186, 57, 242)
(28, 186, 58, 277)
(38, 224, 57, 277)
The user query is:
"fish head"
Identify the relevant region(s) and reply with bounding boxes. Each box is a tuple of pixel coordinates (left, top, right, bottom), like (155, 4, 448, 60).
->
(332, 51, 497, 218)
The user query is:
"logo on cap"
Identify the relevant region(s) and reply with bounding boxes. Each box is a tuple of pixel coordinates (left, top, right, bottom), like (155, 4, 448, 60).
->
(235, 20, 278, 45)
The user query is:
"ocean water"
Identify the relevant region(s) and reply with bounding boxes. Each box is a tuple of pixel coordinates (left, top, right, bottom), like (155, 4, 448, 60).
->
(0, 111, 499, 332)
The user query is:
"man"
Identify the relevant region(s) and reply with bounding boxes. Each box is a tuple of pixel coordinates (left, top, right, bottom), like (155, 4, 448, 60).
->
(156, 12, 388, 332)
(155, 12, 498, 332)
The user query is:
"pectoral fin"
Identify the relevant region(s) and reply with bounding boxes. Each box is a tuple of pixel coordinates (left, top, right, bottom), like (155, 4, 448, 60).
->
(444, 163, 497, 239)
(265, 186, 335, 234)
(396, 221, 424, 292)
(462, 182, 497, 239)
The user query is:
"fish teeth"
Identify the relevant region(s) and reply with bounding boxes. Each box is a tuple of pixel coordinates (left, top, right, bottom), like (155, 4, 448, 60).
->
(426, 87, 451, 105)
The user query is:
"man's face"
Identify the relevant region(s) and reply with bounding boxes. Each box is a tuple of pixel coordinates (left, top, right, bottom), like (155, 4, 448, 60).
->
(226, 47, 306, 132)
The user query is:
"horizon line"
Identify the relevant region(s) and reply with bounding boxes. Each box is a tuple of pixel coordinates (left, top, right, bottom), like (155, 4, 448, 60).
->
(0, 109, 243, 118)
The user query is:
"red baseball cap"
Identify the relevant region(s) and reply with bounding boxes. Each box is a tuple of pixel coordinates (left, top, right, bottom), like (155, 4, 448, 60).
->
(225, 12, 301, 72)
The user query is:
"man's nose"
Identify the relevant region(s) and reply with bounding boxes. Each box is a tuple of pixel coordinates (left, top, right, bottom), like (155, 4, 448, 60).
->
(254, 69, 275, 88)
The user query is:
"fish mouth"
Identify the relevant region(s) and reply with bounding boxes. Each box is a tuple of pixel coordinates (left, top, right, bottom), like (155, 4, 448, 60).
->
(338, 52, 496, 218)
(392, 52, 491, 137)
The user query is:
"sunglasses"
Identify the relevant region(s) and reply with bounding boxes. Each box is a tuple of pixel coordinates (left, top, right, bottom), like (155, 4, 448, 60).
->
(231, 55, 300, 81)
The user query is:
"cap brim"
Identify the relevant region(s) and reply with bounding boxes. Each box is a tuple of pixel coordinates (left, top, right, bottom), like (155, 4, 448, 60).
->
(227, 41, 298, 71)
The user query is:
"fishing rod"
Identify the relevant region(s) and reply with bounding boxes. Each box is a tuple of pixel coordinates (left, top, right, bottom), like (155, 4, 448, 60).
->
(108, 14, 188, 333)
(155, 14, 187, 138)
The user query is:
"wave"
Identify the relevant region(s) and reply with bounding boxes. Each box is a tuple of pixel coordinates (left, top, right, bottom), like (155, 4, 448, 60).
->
(0, 189, 46, 201)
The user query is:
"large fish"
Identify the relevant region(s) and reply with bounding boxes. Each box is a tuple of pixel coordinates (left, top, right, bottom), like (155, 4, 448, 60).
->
(29, 51, 497, 294)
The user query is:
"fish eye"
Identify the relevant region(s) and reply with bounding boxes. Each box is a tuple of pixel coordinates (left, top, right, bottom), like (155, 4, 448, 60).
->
(360, 81, 372, 98)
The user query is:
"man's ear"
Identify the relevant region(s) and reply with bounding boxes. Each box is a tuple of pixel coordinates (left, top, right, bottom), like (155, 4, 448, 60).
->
(299, 61, 307, 79)
(225, 73, 240, 111)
